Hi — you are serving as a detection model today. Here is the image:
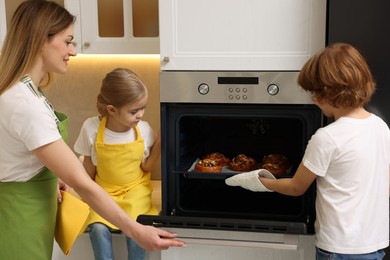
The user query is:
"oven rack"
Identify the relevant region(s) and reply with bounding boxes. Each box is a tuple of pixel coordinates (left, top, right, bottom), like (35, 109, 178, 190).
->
(174, 170, 292, 180)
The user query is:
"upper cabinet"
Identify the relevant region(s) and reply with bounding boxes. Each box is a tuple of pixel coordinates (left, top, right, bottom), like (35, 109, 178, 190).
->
(1, 0, 159, 54)
(159, 0, 327, 71)
(65, 0, 159, 54)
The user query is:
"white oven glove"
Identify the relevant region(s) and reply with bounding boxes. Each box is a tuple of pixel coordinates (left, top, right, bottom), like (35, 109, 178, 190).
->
(225, 169, 276, 192)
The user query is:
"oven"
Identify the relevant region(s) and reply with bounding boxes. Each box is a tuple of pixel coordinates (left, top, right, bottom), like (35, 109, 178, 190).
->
(138, 71, 323, 259)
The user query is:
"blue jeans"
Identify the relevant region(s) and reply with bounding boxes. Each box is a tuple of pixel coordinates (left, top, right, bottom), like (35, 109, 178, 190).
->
(89, 223, 145, 260)
(316, 247, 385, 260)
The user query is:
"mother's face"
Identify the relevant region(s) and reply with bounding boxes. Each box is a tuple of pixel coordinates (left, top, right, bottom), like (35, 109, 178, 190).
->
(41, 25, 77, 74)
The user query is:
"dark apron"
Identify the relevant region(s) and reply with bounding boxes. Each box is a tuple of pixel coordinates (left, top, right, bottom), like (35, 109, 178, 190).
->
(0, 111, 68, 260)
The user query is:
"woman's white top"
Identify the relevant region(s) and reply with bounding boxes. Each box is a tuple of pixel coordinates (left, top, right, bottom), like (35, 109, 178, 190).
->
(303, 114, 390, 254)
(0, 82, 61, 181)
(74, 116, 155, 166)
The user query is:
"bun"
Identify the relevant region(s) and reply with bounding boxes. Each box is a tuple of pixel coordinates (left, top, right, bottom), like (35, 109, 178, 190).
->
(229, 154, 256, 172)
(203, 152, 230, 166)
(195, 158, 222, 173)
(261, 154, 290, 176)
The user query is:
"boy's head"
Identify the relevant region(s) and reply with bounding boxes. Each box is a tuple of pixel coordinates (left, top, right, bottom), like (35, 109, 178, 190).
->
(298, 43, 375, 109)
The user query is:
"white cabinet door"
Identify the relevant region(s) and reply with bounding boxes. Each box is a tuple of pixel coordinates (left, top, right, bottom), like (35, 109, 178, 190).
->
(159, 0, 327, 71)
(65, 0, 159, 54)
(0, 0, 6, 51)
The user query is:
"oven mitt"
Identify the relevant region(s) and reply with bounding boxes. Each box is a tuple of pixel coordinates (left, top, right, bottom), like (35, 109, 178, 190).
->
(225, 169, 276, 192)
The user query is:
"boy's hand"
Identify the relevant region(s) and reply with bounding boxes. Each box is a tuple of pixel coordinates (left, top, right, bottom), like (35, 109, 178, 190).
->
(225, 169, 275, 192)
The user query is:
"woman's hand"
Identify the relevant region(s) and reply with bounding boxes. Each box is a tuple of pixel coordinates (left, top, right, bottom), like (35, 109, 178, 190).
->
(57, 178, 70, 203)
(129, 223, 185, 251)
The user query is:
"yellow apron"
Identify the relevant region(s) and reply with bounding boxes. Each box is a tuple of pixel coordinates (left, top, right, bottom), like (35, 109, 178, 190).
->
(0, 111, 68, 260)
(82, 116, 157, 230)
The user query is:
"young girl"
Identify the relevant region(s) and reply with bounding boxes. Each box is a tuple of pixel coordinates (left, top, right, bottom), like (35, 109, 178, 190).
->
(74, 68, 160, 260)
(226, 43, 390, 259)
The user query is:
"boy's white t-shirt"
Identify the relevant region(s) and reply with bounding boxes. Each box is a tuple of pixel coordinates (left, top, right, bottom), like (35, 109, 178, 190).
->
(303, 114, 390, 254)
(0, 82, 61, 181)
(74, 116, 155, 166)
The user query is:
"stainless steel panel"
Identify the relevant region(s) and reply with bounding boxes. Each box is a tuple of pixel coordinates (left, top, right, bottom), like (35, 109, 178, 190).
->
(160, 71, 313, 104)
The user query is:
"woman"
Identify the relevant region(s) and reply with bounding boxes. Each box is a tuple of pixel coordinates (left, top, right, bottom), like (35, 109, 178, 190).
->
(0, 1, 184, 259)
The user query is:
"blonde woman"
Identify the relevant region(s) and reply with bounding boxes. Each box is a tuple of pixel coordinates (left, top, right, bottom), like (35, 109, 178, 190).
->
(0, 1, 184, 259)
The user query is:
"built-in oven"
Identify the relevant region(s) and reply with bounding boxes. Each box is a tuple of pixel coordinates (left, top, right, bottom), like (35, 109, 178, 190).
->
(138, 71, 323, 259)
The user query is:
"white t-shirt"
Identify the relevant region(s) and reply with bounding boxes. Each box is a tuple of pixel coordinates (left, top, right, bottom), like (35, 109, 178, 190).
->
(303, 114, 390, 254)
(0, 82, 62, 181)
(74, 116, 155, 166)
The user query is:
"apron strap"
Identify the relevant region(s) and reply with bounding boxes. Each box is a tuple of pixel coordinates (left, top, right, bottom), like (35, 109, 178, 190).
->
(96, 116, 107, 143)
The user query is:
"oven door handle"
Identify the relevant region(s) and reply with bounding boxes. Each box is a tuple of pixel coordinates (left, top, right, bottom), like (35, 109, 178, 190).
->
(177, 234, 299, 250)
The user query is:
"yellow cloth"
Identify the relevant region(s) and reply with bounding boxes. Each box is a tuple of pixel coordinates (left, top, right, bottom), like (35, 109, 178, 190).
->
(55, 191, 90, 255)
(81, 116, 157, 231)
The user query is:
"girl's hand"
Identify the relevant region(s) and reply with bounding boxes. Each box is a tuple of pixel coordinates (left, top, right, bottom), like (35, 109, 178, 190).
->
(141, 130, 161, 172)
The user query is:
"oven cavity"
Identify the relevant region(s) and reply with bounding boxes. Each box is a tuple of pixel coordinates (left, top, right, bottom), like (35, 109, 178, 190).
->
(157, 102, 322, 234)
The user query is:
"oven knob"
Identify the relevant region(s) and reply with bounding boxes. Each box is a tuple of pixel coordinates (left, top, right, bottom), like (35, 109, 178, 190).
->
(198, 83, 209, 95)
(267, 84, 279, 95)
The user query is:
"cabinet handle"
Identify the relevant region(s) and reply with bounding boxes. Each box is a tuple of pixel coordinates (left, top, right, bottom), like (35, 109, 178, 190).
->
(162, 56, 170, 62)
(83, 42, 91, 48)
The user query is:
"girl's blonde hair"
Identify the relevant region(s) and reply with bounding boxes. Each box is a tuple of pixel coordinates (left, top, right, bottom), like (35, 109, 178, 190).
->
(0, 0, 75, 95)
(97, 68, 148, 116)
(298, 43, 376, 108)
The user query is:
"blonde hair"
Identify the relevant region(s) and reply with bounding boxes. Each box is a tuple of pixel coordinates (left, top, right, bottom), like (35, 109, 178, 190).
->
(97, 68, 148, 116)
(298, 43, 375, 108)
(0, 0, 75, 95)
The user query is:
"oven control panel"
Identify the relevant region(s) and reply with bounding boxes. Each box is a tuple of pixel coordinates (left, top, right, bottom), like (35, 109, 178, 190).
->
(161, 71, 313, 104)
(227, 86, 249, 101)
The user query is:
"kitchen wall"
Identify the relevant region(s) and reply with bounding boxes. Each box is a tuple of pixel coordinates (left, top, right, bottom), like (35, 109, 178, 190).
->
(45, 54, 162, 179)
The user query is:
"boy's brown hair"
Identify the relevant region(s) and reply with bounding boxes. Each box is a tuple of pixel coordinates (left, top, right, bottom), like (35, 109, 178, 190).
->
(298, 43, 376, 108)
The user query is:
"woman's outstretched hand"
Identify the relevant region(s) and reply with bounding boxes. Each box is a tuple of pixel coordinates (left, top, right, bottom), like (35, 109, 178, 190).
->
(130, 223, 186, 251)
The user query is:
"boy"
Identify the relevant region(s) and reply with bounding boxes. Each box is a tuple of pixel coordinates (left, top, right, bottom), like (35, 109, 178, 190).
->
(226, 43, 390, 259)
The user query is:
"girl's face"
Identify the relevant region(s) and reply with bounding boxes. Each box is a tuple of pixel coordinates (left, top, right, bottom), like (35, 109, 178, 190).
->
(108, 93, 148, 132)
(41, 25, 77, 74)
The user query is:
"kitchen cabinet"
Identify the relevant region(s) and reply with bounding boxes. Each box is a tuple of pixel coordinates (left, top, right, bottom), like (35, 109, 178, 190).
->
(64, 0, 159, 54)
(159, 0, 327, 71)
(52, 229, 315, 260)
(0, 0, 5, 51)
